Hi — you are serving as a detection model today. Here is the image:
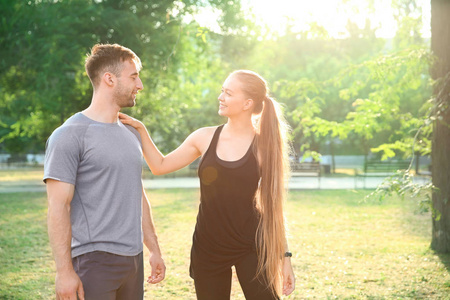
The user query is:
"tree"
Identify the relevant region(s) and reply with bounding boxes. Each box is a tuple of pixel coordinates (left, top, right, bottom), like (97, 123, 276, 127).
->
(0, 0, 248, 154)
(274, 0, 450, 253)
(430, 0, 450, 253)
(242, 20, 387, 161)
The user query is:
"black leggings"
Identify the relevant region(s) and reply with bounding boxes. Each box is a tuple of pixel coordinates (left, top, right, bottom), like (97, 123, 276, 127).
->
(193, 251, 279, 300)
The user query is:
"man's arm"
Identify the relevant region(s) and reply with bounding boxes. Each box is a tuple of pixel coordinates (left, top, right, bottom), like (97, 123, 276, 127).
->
(46, 179, 84, 300)
(141, 185, 166, 284)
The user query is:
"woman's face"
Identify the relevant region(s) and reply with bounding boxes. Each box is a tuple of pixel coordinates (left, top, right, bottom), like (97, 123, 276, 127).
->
(218, 75, 251, 117)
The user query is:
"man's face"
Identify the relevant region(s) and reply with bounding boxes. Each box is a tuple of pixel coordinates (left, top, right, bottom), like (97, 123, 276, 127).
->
(114, 60, 143, 108)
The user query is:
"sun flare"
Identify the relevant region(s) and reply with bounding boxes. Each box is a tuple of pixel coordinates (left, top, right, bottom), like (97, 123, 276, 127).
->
(241, 0, 430, 38)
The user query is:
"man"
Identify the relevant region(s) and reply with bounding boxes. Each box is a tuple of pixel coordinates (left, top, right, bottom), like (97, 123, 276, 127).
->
(44, 43, 165, 300)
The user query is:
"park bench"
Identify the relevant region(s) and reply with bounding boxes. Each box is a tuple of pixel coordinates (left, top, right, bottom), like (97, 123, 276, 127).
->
(6, 155, 28, 168)
(354, 159, 411, 189)
(290, 162, 321, 188)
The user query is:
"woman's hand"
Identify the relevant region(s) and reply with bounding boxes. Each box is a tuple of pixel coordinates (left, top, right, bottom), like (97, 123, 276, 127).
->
(118, 112, 144, 130)
(282, 257, 295, 296)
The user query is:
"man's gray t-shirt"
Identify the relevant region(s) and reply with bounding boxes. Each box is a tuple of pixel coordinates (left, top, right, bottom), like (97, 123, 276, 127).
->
(44, 112, 144, 258)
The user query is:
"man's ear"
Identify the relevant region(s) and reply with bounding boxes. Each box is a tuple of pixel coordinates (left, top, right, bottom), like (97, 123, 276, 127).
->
(103, 72, 115, 87)
(243, 98, 254, 111)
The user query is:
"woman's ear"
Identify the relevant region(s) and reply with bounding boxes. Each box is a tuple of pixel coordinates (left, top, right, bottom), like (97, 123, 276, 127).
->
(243, 98, 254, 111)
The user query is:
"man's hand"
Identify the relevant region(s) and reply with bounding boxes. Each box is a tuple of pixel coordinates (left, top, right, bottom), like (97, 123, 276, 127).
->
(55, 269, 84, 300)
(146, 253, 166, 284)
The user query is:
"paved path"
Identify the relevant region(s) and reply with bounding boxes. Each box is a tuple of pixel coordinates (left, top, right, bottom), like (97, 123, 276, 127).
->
(142, 176, 430, 190)
(0, 176, 431, 193)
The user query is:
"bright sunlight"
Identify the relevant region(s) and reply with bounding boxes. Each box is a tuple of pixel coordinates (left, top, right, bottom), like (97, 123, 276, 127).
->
(195, 0, 431, 39)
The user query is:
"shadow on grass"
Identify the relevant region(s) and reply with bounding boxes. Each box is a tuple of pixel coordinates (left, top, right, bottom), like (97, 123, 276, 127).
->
(435, 251, 450, 277)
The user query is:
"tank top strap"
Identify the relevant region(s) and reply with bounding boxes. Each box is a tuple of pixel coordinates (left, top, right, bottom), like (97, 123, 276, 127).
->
(208, 124, 225, 153)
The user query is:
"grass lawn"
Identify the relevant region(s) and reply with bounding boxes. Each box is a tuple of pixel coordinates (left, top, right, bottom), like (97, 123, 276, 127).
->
(1, 189, 449, 299)
(0, 168, 44, 182)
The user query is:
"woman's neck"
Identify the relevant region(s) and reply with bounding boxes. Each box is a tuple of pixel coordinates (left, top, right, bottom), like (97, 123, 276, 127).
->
(224, 116, 255, 136)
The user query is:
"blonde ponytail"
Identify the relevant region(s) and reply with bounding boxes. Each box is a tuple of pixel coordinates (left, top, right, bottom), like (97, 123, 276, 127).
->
(255, 96, 290, 297)
(230, 70, 290, 297)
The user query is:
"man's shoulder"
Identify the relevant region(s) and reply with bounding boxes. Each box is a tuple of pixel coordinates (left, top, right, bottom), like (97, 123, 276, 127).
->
(123, 123, 139, 134)
(48, 113, 91, 143)
(122, 124, 142, 143)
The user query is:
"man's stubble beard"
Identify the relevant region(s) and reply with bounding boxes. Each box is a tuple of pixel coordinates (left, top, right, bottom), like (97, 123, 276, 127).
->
(114, 82, 136, 109)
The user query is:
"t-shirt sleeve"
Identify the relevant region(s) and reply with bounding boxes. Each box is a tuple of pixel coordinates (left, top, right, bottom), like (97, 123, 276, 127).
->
(43, 125, 83, 185)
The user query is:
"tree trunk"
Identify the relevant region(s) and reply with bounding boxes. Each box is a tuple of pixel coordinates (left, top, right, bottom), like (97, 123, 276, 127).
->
(430, 0, 450, 253)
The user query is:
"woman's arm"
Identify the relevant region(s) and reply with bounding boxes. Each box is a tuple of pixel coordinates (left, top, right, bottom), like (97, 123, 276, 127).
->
(119, 113, 212, 175)
(283, 254, 295, 296)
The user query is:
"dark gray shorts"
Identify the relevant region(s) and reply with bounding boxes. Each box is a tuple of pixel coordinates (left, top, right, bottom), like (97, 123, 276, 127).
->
(72, 251, 144, 300)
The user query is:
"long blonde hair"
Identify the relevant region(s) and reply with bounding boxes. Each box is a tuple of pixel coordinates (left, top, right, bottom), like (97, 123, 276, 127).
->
(230, 70, 290, 297)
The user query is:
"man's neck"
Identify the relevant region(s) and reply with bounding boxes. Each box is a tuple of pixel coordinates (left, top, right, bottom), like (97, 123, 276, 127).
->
(82, 94, 120, 124)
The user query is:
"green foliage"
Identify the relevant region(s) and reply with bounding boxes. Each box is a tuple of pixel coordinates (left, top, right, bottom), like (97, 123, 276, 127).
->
(0, 0, 435, 169)
(0, 0, 244, 154)
(123, 20, 229, 152)
(271, 46, 431, 158)
(273, 43, 434, 203)
(365, 170, 435, 215)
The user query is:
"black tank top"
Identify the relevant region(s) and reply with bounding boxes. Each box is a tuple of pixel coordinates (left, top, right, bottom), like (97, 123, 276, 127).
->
(192, 125, 260, 265)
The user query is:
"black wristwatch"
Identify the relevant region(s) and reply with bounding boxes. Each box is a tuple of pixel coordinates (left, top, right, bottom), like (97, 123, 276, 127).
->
(284, 251, 292, 258)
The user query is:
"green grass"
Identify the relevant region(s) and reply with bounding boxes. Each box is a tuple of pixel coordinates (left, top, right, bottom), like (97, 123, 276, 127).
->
(0, 193, 54, 299)
(0, 168, 44, 182)
(1, 189, 449, 299)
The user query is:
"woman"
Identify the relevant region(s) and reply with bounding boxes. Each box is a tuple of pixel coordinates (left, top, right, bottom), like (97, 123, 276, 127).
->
(119, 70, 295, 299)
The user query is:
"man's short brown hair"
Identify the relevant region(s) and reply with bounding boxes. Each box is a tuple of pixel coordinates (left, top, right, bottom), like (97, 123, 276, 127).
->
(85, 44, 142, 88)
